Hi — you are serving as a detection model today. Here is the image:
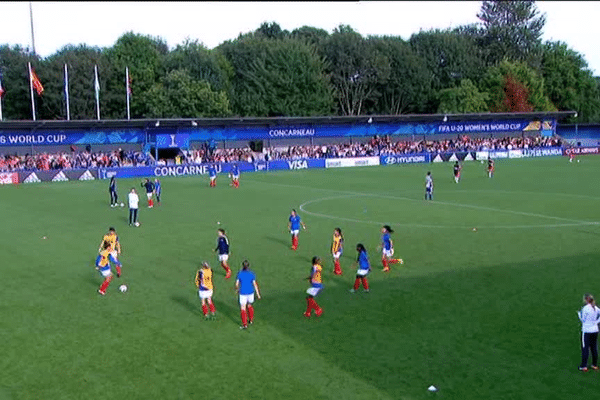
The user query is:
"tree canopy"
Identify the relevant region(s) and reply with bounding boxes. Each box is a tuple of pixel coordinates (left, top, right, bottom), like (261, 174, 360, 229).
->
(0, 1, 595, 122)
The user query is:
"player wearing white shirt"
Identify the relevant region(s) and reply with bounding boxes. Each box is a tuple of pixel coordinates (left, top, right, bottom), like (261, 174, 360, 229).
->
(128, 188, 140, 226)
(425, 172, 433, 201)
(578, 294, 600, 371)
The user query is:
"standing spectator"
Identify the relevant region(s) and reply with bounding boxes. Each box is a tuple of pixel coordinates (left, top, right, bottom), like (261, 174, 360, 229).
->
(128, 188, 140, 227)
(578, 294, 600, 371)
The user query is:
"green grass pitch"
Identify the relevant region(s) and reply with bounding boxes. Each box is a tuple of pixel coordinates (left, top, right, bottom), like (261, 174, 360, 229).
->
(1, 156, 600, 400)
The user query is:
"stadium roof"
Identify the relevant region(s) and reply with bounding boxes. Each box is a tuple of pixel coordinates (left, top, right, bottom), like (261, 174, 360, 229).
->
(0, 111, 577, 131)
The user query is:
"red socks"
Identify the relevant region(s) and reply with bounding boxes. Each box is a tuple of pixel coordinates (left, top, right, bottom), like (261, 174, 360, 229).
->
(305, 297, 322, 316)
(209, 303, 216, 314)
(223, 265, 231, 279)
(292, 236, 298, 250)
(99, 276, 113, 293)
(148, 199, 154, 207)
(382, 258, 389, 270)
(389, 259, 400, 264)
(334, 260, 342, 275)
(115, 266, 122, 277)
(248, 305, 254, 322)
(202, 304, 208, 316)
(353, 278, 361, 290)
(241, 309, 248, 327)
(361, 277, 369, 290)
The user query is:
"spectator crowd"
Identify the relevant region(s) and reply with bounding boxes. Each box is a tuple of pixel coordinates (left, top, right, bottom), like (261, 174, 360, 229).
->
(0, 135, 562, 172)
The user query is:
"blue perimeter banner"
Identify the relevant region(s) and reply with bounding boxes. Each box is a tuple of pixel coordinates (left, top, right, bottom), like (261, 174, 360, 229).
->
(98, 159, 326, 179)
(0, 118, 556, 146)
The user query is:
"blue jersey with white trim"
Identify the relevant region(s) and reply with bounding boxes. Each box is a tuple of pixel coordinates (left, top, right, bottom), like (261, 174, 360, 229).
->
(209, 166, 217, 177)
(236, 270, 256, 295)
(231, 165, 240, 176)
(289, 215, 301, 230)
(382, 233, 392, 250)
(357, 250, 370, 271)
(216, 236, 229, 255)
(154, 181, 161, 194)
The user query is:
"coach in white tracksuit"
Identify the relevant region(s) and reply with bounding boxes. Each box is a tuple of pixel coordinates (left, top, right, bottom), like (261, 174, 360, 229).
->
(578, 294, 600, 371)
(128, 188, 139, 226)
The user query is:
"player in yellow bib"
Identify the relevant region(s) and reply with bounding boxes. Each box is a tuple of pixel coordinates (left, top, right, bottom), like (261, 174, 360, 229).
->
(98, 227, 122, 277)
(195, 262, 216, 319)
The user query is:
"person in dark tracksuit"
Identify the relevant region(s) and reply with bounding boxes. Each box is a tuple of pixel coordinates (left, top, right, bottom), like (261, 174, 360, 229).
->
(578, 294, 600, 371)
(109, 176, 119, 207)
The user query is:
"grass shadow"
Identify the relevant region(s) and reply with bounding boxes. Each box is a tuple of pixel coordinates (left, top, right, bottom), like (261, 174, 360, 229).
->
(259, 252, 600, 400)
(170, 294, 200, 316)
(264, 235, 291, 248)
(212, 298, 241, 326)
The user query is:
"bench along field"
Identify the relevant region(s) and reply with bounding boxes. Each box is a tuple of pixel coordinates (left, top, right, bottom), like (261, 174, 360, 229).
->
(1, 156, 599, 400)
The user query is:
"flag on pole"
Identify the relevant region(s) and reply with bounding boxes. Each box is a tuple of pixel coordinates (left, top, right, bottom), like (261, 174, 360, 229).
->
(94, 65, 100, 120)
(64, 63, 70, 121)
(0, 68, 5, 99)
(28, 62, 37, 121)
(126, 67, 132, 95)
(31, 68, 44, 95)
(0, 68, 4, 121)
(125, 66, 131, 120)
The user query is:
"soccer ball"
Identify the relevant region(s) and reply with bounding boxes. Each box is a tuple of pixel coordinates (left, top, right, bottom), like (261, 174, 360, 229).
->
(119, 284, 128, 293)
(134, 222, 140, 227)
(120, 203, 125, 207)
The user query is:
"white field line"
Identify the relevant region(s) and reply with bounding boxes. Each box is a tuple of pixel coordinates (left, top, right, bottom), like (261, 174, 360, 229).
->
(245, 178, 600, 229)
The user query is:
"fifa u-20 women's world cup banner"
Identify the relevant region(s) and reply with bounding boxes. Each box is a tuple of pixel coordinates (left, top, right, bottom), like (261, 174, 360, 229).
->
(0, 119, 556, 146)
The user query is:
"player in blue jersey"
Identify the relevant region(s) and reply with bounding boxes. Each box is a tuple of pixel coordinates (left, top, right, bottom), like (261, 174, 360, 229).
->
(350, 244, 370, 293)
(230, 164, 240, 188)
(214, 229, 232, 279)
(235, 260, 261, 329)
(425, 171, 433, 200)
(141, 178, 155, 208)
(304, 256, 323, 318)
(153, 178, 161, 205)
(288, 209, 306, 251)
(208, 164, 217, 187)
(379, 225, 403, 272)
(109, 176, 119, 207)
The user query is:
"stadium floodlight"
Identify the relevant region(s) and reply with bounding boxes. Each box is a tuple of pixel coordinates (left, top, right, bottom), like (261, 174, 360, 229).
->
(191, 121, 198, 127)
(367, 117, 373, 124)
(574, 112, 578, 118)
(443, 115, 448, 122)
(155, 121, 160, 127)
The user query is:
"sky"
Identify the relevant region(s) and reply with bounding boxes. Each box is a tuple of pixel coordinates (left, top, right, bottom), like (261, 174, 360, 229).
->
(1, 1, 599, 75)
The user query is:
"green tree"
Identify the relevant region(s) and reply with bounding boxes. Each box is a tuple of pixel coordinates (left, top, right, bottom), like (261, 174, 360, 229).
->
(40, 45, 109, 120)
(437, 79, 489, 114)
(146, 69, 231, 118)
(364, 36, 431, 115)
(0, 45, 37, 120)
(218, 36, 334, 116)
(103, 32, 168, 119)
(477, 0, 546, 68)
(166, 39, 233, 94)
(541, 41, 600, 123)
(409, 28, 487, 113)
(482, 59, 555, 112)
(290, 26, 329, 47)
(322, 25, 390, 115)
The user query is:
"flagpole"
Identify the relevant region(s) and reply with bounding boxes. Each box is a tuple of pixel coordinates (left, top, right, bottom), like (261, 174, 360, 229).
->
(29, 2, 36, 56)
(28, 62, 36, 121)
(64, 63, 70, 121)
(94, 65, 100, 120)
(126, 66, 131, 120)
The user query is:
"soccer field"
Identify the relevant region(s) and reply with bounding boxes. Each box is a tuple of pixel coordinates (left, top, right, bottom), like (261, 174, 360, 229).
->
(2, 156, 600, 400)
